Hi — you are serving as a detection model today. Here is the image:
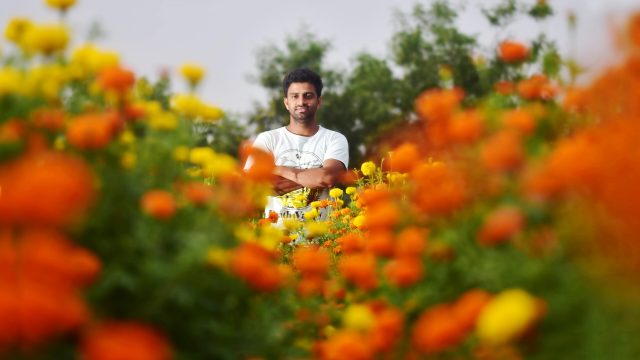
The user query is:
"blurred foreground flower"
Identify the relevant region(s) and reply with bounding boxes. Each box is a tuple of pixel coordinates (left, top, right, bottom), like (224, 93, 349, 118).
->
(80, 322, 172, 360)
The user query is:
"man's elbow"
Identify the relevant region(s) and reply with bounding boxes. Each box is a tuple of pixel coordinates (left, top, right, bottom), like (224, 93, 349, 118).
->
(320, 169, 345, 188)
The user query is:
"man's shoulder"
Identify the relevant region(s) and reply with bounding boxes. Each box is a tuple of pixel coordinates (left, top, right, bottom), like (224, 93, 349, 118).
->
(257, 126, 286, 137)
(255, 127, 287, 142)
(318, 126, 348, 142)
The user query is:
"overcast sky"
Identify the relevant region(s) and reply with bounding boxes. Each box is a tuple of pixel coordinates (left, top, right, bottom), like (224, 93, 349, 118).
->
(1, 0, 638, 118)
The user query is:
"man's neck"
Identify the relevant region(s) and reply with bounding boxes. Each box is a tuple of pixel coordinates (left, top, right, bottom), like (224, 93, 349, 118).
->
(286, 120, 319, 137)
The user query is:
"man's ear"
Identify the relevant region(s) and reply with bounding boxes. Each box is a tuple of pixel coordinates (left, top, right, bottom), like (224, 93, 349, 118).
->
(283, 97, 290, 111)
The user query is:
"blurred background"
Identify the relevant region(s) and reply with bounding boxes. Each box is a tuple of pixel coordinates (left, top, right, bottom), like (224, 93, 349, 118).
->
(1, 0, 636, 116)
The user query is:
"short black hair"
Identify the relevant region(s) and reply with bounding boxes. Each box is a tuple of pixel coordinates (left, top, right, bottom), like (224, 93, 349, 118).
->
(282, 68, 323, 97)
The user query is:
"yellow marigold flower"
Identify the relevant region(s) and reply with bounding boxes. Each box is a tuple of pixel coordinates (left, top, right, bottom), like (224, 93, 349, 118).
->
(179, 62, 205, 87)
(149, 112, 178, 130)
(323, 325, 337, 338)
(283, 218, 303, 232)
(71, 43, 120, 76)
(329, 188, 343, 199)
(360, 161, 376, 176)
(142, 101, 163, 116)
(345, 186, 357, 196)
(292, 197, 307, 208)
(53, 136, 66, 150)
(0, 67, 23, 97)
(23, 64, 68, 100)
(310, 201, 322, 209)
(234, 226, 254, 243)
(21, 23, 69, 55)
(118, 130, 136, 145)
(202, 153, 237, 178)
(171, 93, 204, 118)
(120, 152, 136, 169)
(387, 172, 408, 185)
(305, 221, 329, 238)
(258, 224, 284, 250)
(352, 215, 365, 229)
(45, 0, 77, 11)
(206, 247, 230, 269)
(343, 304, 376, 332)
(185, 167, 202, 178)
(4, 17, 33, 44)
(200, 104, 223, 122)
(189, 147, 216, 165)
(304, 208, 319, 220)
(172, 146, 190, 162)
(438, 65, 453, 81)
(476, 289, 539, 345)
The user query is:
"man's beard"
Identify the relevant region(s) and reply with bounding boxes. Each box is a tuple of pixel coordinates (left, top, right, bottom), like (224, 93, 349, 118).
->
(291, 107, 316, 122)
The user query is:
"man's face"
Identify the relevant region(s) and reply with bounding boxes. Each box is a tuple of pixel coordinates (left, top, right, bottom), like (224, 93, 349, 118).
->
(284, 82, 321, 123)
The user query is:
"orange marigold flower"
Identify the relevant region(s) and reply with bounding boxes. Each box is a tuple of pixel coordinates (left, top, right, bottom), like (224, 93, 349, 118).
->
(516, 74, 556, 100)
(66, 112, 122, 150)
(410, 162, 466, 216)
(477, 206, 525, 246)
(411, 304, 467, 355)
(97, 66, 135, 94)
(230, 243, 283, 292)
(365, 230, 395, 257)
(415, 88, 464, 122)
(501, 108, 536, 135)
(80, 322, 172, 360)
(395, 226, 428, 257)
(0, 119, 26, 144)
(19, 228, 101, 288)
(383, 257, 424, 287)
(16, 282, 90, 348)
(451, 289, 492, 332)
(336, 233, 364, 254)
(562, 86, 588, 113)
(180, 181, 214, 206)
(267, 210, 279, 223)
(321, 330, 374, 360)
(293, 245, 330, 277)
(386, 142, 421, 173)
(0, 151, 95, 228)
(31, 107, 65, 131)
(0, 228, 97, 348)
(448, 109, 485, 144)
(123, 102, 147, 121)
(243, 146, 275, 182)
(362, 200, 401, 231)
(296, 274, 326, 298)
(480, 130, 524, 172)
(338, 253, 378, 291)
(498, 40, 529, 63)
(140, 190, 177, 220)
(370, 307, 404, 353)
(358, 188, 392, 207)
(626, 11, 640, 48)
(494, 80, 515, 95)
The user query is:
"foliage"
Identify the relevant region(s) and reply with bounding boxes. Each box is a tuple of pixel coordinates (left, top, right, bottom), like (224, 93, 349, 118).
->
(3, 2, 640, 360)
(248, 0, 564, 166)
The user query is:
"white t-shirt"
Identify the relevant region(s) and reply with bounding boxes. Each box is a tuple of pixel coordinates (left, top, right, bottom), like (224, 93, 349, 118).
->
(245, 126, 349, 221)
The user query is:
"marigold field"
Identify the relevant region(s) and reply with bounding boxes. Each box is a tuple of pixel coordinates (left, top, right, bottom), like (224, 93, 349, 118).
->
(1, 1, 640, 359)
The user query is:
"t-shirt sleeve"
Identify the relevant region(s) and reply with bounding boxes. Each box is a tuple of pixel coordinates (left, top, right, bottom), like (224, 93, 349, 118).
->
(324, 132, 349, 169)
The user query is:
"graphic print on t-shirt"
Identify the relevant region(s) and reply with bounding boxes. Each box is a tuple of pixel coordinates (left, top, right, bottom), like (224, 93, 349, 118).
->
(276, 149, 323, 218)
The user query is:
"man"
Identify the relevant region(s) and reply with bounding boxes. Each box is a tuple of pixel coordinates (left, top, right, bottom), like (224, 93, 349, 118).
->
(245, 68, 349, 221)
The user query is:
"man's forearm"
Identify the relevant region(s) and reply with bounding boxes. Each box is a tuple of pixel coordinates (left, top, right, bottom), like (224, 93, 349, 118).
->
(272, 175, 303, 195)
(274, 165, 344, 189)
